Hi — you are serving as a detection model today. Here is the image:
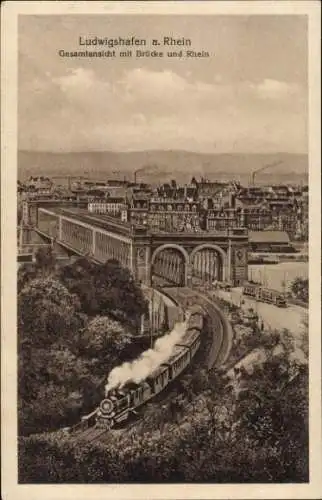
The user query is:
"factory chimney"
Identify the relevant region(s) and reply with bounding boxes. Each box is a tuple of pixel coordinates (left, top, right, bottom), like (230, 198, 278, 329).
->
(229, 192, 236, 209)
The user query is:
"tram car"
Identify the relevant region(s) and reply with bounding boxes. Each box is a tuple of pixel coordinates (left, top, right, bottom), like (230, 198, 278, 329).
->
(242, 282, 287, 308)
(96, 306, 204, 428)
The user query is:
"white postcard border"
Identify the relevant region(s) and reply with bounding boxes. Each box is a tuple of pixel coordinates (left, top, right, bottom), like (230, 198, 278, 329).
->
(1, 2, 321, 499)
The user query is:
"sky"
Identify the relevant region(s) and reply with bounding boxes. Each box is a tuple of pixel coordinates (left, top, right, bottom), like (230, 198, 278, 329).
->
(18, 15, 308, 153)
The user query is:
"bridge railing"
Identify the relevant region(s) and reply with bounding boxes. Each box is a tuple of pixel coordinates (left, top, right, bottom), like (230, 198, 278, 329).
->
(150, 227, 248, 237)
(54, 208, 134, 238)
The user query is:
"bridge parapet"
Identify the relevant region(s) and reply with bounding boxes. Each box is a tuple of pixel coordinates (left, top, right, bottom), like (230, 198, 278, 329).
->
(150, 227, 248, 238)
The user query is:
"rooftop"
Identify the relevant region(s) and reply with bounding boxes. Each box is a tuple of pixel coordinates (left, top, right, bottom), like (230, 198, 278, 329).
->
(249, 230, 290, 244)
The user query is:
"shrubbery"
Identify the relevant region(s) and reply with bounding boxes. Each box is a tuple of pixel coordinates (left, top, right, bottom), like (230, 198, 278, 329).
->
(290, 277, 309, 304)
(18, 250, 147, 436)
(18, 362, 308, 483)
(58, 257, 148, 330)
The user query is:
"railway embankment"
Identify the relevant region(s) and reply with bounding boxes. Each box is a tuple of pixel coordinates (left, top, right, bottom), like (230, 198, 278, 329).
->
(162, 287, 234, 370)
(191, 288, 234, 369)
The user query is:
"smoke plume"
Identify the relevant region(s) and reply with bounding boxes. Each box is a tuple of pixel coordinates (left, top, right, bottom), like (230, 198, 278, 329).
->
(105, 319, 189, 393)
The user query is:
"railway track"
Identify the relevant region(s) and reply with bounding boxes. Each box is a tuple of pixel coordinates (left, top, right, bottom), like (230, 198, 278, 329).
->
(162, 287, 233, 369)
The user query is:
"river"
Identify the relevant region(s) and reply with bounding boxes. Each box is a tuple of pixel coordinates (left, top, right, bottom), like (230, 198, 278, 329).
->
(248, 261, 308, 292)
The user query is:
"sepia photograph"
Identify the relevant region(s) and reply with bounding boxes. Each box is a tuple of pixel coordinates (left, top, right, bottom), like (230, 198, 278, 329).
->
(1, 1, 321, 499)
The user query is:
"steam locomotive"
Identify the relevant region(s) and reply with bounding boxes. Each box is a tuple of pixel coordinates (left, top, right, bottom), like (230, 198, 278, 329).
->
(96, 306, 205, 428)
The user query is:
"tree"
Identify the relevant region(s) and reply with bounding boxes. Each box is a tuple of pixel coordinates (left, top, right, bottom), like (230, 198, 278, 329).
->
(94, 259, 148, 322)
(59, 258, 148, 329)
(17, 247, 57, 293)
(290, 277, 309, 303)
(18, 278, 85, 420)
(188, 369, 210, 396)
(18, 256, 148, 437)
(34, 246, 57, 275)
(18, 263, 38, 293)
(18, 278, 81, 348)
(18, 333, 107, 434)
(59, 257, 96, 287)
(79, 315, 132, 365)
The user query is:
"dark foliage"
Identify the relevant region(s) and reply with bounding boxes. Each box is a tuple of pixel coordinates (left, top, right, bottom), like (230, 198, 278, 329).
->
(290, 277, 309, 304)
(18, 355, 308, 483)
(18, 253, 145, 436)
(59, 258, 148, 330)
(18, 247, 58, 292)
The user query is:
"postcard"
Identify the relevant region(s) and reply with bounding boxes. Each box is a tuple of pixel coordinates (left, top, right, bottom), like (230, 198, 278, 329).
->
(1, 1, 321, 499)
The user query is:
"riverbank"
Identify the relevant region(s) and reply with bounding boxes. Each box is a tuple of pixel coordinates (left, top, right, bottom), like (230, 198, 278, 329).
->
(248, 261, 308, 293)
(248, 252, 308, 264)
(213, 287, 308, 346)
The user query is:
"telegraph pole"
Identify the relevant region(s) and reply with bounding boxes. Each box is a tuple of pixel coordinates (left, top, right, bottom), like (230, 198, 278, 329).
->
(282, 270, 287, 297)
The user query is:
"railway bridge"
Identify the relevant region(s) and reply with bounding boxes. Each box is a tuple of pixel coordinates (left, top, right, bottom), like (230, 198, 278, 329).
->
(30, 205, 248, 286)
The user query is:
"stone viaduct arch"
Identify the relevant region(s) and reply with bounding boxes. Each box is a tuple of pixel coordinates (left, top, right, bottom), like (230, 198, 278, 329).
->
(151, 243, 190, 264)
(150, 243, 190, 286)
(190, 243, 227, 282)
(150, 242, 227, 286)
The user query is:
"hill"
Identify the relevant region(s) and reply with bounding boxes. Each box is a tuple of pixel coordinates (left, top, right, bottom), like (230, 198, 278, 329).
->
(18, 150, 308, 186)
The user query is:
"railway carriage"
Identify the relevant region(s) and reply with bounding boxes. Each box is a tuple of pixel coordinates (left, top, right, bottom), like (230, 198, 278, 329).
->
(128, 381, 152, 408)
(187, 305, 205, 330)
(146, 364, 170, 395)
(177, 328, 201, 360)
(165, 345, 191, 380)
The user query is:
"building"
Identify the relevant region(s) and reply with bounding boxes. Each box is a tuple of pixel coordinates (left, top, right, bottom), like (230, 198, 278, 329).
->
(147, 197, 202, 232)
(194, 177, 230, 198)
(127, 193, 150, 226)
(157, 182, 198, 200)
(88, 197, 126, 216)
(297, 190, 308, 240)
(248, 230, 293, 253)
(20, 190, 54, 201)
(120, 209, 128, 223)
(25, 176, 53, 193)
(235, 200, 272, 231)
(206, 208, 239, 231)
(106, 179, 130, 187)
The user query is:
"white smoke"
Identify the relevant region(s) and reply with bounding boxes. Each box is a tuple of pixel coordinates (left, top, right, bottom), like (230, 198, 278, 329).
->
(105, 319, 189, 394)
